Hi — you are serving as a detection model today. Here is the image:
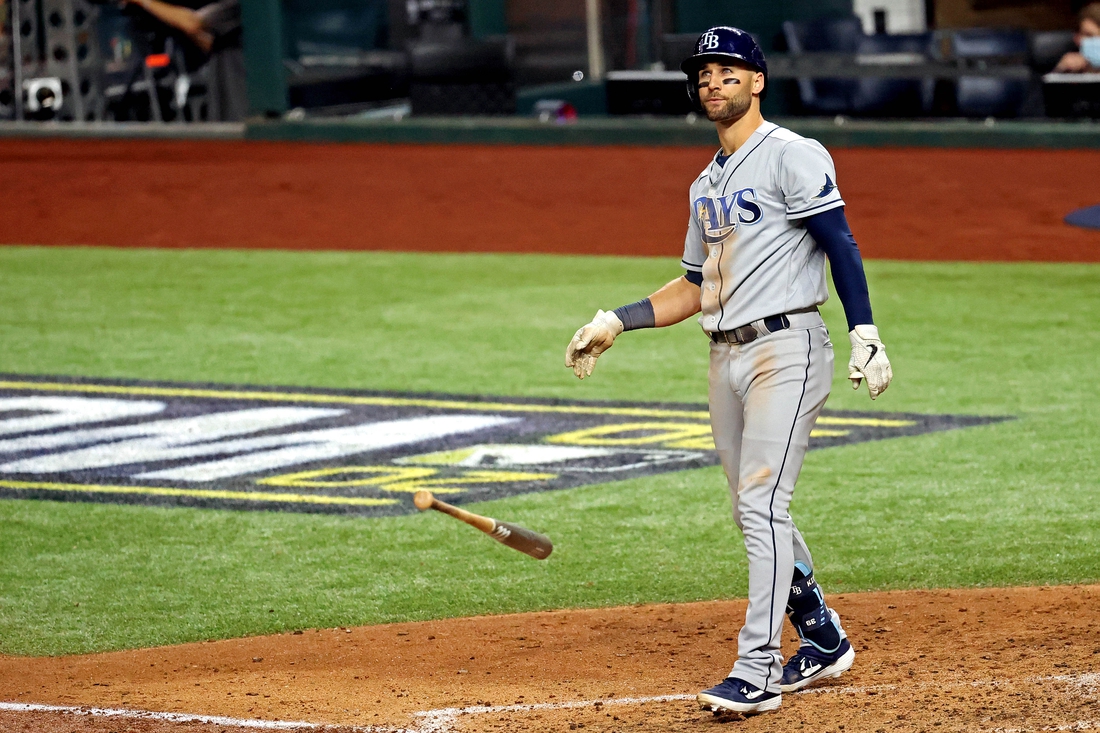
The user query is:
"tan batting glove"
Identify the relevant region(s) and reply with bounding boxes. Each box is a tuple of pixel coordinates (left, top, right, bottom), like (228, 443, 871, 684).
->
(565, 309, 624, 380)
(848, 324, 893, 400)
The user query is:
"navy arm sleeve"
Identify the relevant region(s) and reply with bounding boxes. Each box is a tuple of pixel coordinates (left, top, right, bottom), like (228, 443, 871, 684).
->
(613, 298, 655, 331)
(684, 270, 703, 286)
(803, 207, 873, 331)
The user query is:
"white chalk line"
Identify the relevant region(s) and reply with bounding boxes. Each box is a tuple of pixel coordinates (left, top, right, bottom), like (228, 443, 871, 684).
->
(411, 672, 1100, 733)
(2, 672, 1095, 733)
(991, 723, 1100, 733)
(980, 673, 1100, 733)
(0, 701, 403, 732)
(795, 671, 1100, 697)
(410, 683, 890, 732)
(411, 694, 694, 733)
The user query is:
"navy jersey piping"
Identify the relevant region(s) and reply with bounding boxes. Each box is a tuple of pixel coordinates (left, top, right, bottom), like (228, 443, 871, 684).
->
(724, 231, 809, 329)
(719, 126, 779, 197)
(788, 197, 844, 218)
(762, 328, 813, 690)
(712, 125, 779, 329)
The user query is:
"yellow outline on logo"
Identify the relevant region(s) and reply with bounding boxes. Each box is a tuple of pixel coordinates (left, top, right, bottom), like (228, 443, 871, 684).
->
(0, 479, 398, 506)
(258, 466, 557, 495)
(0, 380, 917, 427)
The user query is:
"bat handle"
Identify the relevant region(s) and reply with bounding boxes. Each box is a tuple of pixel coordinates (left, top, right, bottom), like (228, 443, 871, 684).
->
(415, 490, 496, 534)
(413, 490, 553, 560)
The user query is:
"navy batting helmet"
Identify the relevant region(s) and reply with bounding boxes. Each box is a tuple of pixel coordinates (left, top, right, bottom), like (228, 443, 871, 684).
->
(680, 26, 768, 110)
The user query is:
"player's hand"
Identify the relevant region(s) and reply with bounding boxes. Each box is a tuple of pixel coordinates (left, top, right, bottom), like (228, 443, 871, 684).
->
(565, 309, 624, 379)
(848, 324, 892, 399)
(1055, 51, 1091, 73)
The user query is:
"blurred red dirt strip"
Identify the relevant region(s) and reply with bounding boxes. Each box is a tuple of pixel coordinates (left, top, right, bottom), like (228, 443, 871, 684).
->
(0, 139, 1096, 261)
(0, 585, 1098, 733)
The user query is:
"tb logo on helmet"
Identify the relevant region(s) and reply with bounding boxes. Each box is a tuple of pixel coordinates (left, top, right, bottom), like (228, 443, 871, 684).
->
(699, 31, 721, 51)
(681, 26, 770, 108)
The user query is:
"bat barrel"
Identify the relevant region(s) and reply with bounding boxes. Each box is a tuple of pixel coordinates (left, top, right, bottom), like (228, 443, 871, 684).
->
(490, 521, 553, 560)
(414, 490, 553, 560)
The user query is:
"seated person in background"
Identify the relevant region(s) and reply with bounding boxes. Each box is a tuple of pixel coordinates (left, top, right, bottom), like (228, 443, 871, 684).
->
(119, 0, 247, 120)
(1055, 2, 1100, 72)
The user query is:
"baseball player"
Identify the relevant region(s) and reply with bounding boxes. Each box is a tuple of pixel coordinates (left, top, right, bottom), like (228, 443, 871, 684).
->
(565, 26, 893, 715)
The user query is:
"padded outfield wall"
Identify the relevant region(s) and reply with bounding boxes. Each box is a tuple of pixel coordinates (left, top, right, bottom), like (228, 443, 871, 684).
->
(0, 122, 1096, 263)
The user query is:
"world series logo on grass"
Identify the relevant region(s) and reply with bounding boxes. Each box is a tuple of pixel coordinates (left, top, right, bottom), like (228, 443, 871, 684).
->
(0, 375, 1008, 516)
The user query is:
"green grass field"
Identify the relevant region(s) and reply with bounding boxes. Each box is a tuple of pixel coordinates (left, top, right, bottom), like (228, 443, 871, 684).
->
(0, 245, 1097, 657)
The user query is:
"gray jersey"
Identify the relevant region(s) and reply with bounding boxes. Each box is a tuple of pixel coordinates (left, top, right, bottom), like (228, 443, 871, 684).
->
(681, 121, 845, 333)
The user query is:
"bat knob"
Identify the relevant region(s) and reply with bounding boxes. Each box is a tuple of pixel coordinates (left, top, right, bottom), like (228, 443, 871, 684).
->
(413, 490, 434, 511)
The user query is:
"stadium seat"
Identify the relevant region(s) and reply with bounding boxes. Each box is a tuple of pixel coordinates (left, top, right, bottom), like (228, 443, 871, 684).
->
(782, 16, 864, 114)
(851, 32, 935, 116)
(281, 0, 410, 111)
(951, 28, 1029, 118)
(660, 33, 700, 71)
(952, 27, 1029, 58)
(1029, 30, 1077, 74)
(409, 36, 516, 115)
(283, 0, 388, 57)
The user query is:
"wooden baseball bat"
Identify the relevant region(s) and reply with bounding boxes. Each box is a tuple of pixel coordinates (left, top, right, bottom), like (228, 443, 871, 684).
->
(413, 490, 553, 560)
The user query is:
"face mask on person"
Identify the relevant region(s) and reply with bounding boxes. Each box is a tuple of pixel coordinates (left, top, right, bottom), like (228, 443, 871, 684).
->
(1082, 36, 1100, 68)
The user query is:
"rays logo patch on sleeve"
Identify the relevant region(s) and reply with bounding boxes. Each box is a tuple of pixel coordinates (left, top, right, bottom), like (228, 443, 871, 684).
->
(0, 375, 1010, 516)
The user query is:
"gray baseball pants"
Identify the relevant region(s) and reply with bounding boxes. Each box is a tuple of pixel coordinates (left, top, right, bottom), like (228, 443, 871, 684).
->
(707, 311, 833, 693)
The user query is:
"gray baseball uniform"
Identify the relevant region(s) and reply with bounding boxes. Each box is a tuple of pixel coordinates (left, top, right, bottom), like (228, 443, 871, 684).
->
(682, 121, 846, 693)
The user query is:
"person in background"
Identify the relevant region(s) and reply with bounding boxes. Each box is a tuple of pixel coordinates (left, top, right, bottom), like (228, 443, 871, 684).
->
(1055, 2, 1100, 72)
(119, 0, 247, 120)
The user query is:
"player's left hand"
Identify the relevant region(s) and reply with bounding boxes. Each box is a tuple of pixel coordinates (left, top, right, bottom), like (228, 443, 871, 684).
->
(565, 309, 624, 379)
(848, 324, 893, 399)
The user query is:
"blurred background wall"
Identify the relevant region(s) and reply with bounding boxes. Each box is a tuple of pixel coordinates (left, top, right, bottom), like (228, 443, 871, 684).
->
(2, 0, 1095, 122)
(935, 0, 1076, 31)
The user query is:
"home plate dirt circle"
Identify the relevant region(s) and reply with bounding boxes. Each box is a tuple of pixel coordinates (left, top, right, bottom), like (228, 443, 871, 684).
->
(1, 585, 1097, 733)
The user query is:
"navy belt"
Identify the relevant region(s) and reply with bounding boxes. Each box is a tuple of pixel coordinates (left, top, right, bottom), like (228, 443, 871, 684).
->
(710, 314, 791, 345)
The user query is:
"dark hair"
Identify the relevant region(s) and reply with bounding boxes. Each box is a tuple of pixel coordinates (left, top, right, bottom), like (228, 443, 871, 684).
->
(1081, 2, 1100, 28)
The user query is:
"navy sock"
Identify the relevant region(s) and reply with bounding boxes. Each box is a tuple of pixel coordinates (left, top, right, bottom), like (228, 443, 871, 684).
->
(787, 565, 842, 653)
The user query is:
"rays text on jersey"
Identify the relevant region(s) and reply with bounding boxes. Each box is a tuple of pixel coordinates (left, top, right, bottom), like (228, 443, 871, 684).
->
(695, 188, 762, 244)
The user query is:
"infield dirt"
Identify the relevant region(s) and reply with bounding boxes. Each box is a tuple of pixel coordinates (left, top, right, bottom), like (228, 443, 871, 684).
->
(1, 584, 1097, 732)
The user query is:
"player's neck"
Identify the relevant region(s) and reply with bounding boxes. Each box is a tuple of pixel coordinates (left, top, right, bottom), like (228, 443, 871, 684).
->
(714, 107, 765, 156)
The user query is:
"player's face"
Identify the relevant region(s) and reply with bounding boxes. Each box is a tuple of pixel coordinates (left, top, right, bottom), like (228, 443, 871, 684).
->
(697, 62, 761, 122)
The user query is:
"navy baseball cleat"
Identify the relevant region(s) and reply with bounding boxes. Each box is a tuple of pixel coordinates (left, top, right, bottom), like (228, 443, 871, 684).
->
(697, 677, 781, 715)
(780, 637, 855, 692)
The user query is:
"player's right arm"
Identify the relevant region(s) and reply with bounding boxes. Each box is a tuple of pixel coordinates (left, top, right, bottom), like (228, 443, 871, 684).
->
(564, 275, 701, 380)
(565, 199, 705, 380)
(651, 275, 703, 326)
(648, 204, 705, 328)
